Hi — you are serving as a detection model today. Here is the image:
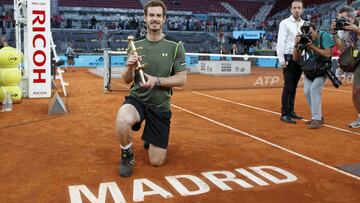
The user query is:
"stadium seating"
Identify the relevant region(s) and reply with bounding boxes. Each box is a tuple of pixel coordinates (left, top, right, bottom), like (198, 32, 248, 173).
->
(269, 0, 339, 17)
(59, 0, 143, 9)
(163, 0, 228, 13)
(223, 0, 264, 20)
(0, 0, 12, 4)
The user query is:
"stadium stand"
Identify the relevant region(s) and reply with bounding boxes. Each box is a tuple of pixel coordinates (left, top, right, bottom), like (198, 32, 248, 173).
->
(269, 0, 341, 17)
(0, 0, 357, 54)
(59, 0, 143, 9)
(224, 0, 264, 20)
(163, 0, 228, 13)
(0, 0, 12, 4)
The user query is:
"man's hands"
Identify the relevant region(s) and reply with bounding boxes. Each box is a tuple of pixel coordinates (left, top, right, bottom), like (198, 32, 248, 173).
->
(126, 53, 142, 71)
(331, 20, 360, 35)
(344, 22, 360, 34)
(141, 73, 158, 89)
(126, 53, 160, 89)
(305, 41, 315, 50)
(295, 35, 301, 45)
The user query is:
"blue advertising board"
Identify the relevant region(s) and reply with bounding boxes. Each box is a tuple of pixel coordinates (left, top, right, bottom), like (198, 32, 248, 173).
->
(59, 54, 279, 68)
(233, 30, 266, 40)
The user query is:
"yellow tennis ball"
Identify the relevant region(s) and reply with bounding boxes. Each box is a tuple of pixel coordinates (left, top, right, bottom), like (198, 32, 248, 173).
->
(0, 68, 22, 86)
(0, 86, 22, 101)
(0, 47, 23, 68)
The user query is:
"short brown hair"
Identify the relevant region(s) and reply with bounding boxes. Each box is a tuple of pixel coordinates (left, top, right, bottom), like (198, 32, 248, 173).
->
(144, 0, 167, 17)
(291, 0, 303, 8)
(339, 6, 356, 18)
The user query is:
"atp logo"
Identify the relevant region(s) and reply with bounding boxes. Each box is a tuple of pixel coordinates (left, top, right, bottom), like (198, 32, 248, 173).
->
(162, 53, 168, 57)
(8, 55, 18, 64)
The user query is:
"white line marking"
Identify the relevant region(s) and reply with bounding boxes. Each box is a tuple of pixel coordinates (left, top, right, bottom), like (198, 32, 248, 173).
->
(192, 91, 360, 136)
(171, 104, 360, 181)
(323, 88, 352, 93)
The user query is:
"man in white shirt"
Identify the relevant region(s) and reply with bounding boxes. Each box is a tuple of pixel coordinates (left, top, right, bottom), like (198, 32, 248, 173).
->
(276, 0, 304, 124)
(332, 6, 360, 128)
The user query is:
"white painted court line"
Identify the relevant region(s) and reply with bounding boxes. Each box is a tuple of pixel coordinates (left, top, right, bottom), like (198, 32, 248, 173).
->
(323, 88, 352, 93)
(192, 91, 360, 136)
(171, 104, 360, 181)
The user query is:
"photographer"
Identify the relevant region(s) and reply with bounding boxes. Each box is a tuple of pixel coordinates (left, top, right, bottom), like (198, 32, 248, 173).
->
(293, 22, 335, 129)
(331, 6, 360, 128)
(65, 42, 77, 70)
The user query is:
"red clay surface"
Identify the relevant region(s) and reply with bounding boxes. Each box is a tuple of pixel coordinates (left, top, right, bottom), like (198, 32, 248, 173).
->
(0, 68, 359, 203)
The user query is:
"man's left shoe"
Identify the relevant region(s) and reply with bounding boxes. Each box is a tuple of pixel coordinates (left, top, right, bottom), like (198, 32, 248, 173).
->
(308, 120, 322, 129)
(290, 112, 303, 120)
(305, 117, 324, 125)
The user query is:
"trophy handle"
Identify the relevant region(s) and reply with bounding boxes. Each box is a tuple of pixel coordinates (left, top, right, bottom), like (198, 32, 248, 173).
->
(138, 69, 146, 84)
(128, 35, 146, 84)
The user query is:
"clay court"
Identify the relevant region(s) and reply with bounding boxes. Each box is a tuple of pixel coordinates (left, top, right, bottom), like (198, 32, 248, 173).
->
(1, 68, 360, 203)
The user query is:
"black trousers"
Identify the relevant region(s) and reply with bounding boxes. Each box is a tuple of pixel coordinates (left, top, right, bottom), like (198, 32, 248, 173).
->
(281, 60, 303, 116)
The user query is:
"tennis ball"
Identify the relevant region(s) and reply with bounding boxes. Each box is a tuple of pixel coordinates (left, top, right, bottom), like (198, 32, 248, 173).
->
(0, 86, 22, 101)
(0, 47, 23, 68)
(0, 68, 22, 86)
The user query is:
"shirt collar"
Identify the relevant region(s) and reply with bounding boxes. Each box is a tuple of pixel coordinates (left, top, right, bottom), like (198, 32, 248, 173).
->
(289, 15, 303, 23)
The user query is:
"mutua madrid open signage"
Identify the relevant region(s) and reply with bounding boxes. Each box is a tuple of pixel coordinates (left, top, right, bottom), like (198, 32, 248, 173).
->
(27, 0, 51, 98)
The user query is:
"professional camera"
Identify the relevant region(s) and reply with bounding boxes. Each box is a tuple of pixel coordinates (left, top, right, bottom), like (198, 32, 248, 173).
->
(335, 17, 350, 30)
(299, 34, 311, 44)
(321, 62, 342, 88)
(299, 21, 312, 45)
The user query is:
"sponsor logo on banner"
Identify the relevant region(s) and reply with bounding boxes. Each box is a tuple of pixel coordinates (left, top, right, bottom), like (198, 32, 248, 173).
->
(200, 62, 206, 71)
(27, 0, 51, 98)
(221, 63, 232, 72)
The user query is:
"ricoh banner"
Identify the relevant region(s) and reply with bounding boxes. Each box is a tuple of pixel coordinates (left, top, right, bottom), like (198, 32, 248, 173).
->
(198, 60, 251, 75)
(27, 0, 51, 98)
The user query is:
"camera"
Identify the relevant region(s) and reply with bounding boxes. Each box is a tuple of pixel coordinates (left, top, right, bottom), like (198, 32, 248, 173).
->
(299, 21, 312, 45)
(299, 34, 311, 44)
(335, 17, 350, 30)
(321, 62, 342, 88)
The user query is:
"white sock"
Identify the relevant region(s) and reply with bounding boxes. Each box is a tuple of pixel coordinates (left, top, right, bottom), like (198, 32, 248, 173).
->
(120, 143, 132, 150)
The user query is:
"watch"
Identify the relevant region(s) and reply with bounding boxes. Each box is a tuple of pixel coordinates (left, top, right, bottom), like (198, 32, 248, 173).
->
(155, 77, 161, 87)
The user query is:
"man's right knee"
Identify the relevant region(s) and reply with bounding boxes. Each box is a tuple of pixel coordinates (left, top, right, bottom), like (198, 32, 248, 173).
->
(116, 104, 139, 128)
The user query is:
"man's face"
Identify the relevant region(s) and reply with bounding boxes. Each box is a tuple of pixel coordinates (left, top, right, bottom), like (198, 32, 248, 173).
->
(291, 2, 303, 18)
(145, 6, 166, 32)
(337, 12, 354, 23)
(309, 27, 317, 41)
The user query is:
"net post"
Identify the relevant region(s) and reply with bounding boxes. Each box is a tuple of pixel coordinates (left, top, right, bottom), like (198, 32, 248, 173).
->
(109, 51, 112, 91)
(103, 49, 110, 92)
